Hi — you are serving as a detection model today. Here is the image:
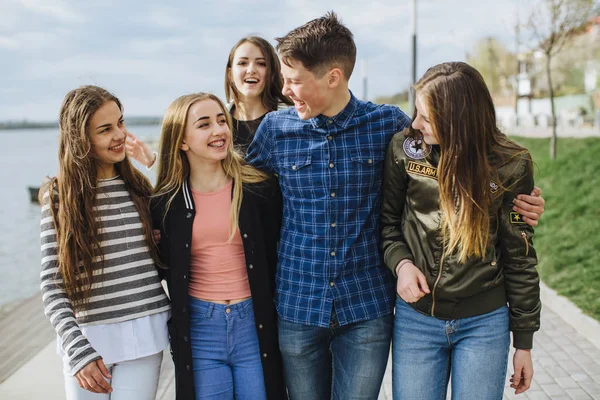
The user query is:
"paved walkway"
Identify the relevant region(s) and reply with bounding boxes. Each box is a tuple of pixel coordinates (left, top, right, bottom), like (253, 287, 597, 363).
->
(1, 296, 599, 399)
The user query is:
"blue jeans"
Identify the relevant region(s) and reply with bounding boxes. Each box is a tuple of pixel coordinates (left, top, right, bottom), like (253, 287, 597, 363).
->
(188, 297, 266, 400)
(278, 309, 393, 400)
(393, 298, 510, 400)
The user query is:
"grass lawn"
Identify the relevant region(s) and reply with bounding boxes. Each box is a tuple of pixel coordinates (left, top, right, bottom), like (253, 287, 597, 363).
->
(510, 136, 600, 321)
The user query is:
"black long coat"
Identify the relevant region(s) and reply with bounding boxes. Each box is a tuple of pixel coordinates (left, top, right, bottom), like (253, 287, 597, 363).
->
(150, 177, 287, 400)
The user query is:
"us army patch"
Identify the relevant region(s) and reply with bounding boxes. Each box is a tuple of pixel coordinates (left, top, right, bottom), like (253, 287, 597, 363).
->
(407, 161, 438, 179)
(510, 212, 526, 224)
(403, 138, 431, 160)
(490, 181, 499, 194)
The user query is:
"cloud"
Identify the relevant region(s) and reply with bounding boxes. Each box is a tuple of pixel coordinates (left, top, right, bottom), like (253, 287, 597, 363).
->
(15, 0, 84, 23)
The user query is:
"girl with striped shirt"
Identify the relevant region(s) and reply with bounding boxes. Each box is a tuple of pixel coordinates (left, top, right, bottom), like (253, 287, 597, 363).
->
(40, 85, 171, 399)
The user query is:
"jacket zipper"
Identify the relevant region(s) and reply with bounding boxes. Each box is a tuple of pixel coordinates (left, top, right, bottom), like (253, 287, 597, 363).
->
(521, 231, 529, 256)
(431, 260, 444, 317)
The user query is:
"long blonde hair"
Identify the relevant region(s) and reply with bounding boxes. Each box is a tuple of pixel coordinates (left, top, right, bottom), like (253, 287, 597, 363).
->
(411, 62, 528, 263)
(40, 85, 158, 311)
(154, 93, 267, 240)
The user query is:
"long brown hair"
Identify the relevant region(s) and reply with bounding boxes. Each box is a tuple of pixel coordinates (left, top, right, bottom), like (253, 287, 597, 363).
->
(154, 93, 267, 240)
(225, 36, 292, 111)
(410, 62, 528, 263)
(40, 85, 158, 311)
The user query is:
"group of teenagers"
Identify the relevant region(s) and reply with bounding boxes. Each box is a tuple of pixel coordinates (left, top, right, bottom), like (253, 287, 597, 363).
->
(40, 12, 547, 400)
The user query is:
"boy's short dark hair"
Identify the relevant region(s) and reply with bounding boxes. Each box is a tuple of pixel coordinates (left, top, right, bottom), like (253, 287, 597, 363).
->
(276, 11, 356, 79)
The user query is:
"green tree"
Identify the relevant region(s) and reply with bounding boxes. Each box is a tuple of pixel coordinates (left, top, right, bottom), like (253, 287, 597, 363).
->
(466, 37, 517, 96)
(526, 0, 596, 160)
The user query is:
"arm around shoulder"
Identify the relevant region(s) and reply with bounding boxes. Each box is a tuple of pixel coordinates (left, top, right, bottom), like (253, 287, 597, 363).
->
(380, 132, 414, 276)
(498, 153, 541, 349)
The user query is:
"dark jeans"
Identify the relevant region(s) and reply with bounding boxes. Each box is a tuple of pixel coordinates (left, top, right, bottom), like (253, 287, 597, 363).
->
(278, 309, 393, 400)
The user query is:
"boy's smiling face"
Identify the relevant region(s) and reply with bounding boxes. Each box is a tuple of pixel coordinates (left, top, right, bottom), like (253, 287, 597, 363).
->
(280, 58, 332, 120)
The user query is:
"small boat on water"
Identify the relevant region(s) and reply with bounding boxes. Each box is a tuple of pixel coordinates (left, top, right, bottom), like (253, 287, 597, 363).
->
(28, 186, 40, 203)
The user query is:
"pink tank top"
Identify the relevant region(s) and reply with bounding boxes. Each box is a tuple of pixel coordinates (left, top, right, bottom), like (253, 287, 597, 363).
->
(188, 181, 251, 301)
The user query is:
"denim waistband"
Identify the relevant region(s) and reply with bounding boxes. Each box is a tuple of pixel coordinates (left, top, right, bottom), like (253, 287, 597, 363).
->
(188, 296, 253, 319)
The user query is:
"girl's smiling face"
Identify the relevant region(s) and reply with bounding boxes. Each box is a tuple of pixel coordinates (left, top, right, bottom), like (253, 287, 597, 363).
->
(180, 99, 231, 164)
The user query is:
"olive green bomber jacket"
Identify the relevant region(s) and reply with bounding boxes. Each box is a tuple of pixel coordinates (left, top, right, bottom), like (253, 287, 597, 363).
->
(380, 132, 541, 349)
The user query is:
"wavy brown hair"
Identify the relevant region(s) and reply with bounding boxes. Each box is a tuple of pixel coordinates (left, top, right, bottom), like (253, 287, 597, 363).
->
(225, 36, 292, 112)
(410, 62, 528, 263)
(154, 93, 267, 241)
(40, 85, 158, 311)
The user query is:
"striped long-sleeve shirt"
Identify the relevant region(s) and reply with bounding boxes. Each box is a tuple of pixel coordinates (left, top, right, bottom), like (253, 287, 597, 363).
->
(40, 176, 171, 374)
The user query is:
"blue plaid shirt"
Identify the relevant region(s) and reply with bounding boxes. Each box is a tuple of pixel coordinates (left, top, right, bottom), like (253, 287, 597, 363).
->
(247, 92, 411, 327)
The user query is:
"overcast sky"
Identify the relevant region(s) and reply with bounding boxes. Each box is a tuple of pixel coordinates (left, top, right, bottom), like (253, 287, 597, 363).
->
(1, 0, 524, 121)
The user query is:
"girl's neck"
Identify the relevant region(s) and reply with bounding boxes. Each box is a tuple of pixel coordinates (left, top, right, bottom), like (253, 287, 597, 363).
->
(233, 97, 268, 121)
(188, 160, 230, 193)
(96, 163, 118, 180)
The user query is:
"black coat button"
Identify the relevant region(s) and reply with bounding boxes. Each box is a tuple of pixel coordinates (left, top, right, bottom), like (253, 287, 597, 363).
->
(186, 212, 192, 218)
(183, 336, 188, 342)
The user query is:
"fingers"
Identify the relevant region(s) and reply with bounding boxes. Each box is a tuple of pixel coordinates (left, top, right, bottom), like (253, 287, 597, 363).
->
(417, 272, 430, 294)
(510, 364, 523, 391)
(97, 359, 112, 379)
(515, 194, 545, 207)
(92, 369, 113, 393)
(76, 361, 112, 394)
(532, 186, 542, 197)
(126, 131, 138, 141)
(512, 204, 540, 220)
(153, 229, 161, 244)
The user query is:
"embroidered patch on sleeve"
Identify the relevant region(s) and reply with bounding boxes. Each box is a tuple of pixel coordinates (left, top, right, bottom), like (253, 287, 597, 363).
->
(403, 138, 432, 160)
(407, 161, 438, 179)
(510, 212, 526, 224)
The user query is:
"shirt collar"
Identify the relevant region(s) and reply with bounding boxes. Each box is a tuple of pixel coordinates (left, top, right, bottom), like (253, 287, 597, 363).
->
(309, 91, 359, 129)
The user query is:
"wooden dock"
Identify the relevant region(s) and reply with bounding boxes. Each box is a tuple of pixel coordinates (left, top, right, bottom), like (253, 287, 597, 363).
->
(0, 292, 175, 399)
(0, 293, 54, 384)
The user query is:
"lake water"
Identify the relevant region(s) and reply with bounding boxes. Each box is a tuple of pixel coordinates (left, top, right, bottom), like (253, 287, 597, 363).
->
(0, 125, 161, 307)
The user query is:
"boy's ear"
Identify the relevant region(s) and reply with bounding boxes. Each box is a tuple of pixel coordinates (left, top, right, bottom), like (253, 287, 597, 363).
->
(328, 68, 344, 88)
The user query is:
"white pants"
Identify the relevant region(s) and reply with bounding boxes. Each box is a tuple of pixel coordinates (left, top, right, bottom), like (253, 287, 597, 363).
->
(64, 352, 163, 400)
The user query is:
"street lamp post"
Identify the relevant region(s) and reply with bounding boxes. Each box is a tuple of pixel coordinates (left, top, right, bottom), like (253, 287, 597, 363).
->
(408, 0, 417, 112)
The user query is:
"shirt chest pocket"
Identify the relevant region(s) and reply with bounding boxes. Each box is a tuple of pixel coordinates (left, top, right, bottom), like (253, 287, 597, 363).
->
(278, 153, 313, 196)
(350, 152, 384, 192)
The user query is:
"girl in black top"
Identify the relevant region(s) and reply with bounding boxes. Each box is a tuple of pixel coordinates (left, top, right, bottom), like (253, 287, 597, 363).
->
(126, 36, 291, 163)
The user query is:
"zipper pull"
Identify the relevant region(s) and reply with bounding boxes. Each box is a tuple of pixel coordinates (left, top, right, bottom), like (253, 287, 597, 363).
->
(521, 231, 529, 256)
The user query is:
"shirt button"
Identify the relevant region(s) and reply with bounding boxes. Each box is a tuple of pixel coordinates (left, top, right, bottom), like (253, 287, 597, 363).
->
(330, 251, 336, 257)
(329, 163, 334, 168)
(186, 212, 192, 218)
(328, 119, 333, 124)
(330, 192, 336, 198)
(226, 308, 231, 314)
(243, 233, 248, 238)
(183, 336, 188, 342)
(249, 264, 254, 269)
(368, 159, 373, 164)
(331, 222, 337, 228)
(330, 281, 335, 287)
(327, 135, 333, 140)
(258, 324, 263, 329)
(491, 261, 497, 266)
(292, 165, 297, 170)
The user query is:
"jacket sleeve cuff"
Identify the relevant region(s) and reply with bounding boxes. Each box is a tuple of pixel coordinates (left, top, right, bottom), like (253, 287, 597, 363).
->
(386, 244, 414, 277)
(513, 331, 534, 350)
